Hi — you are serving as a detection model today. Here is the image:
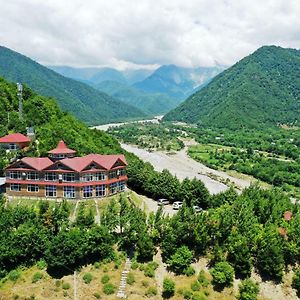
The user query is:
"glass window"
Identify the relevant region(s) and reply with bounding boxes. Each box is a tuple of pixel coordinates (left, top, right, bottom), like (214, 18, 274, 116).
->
(63, 173, 75, 182)
(108, 171, 117, 179)
(10, 183, 21, 191)
(118, 181, 126, 192)
(95, 172, 106, 181)
(27, 184, 39, 192)
(45, 185, 56, 197)
(109, 182, 117, 194)
(83, 186, 93, 198)
(45, 173, 57, 181)
(118, 169, 126, 176)
(9, 171, 21, 179)
(64, 186, 75, 198)
(95, 185, 106, 197)
(9, 143, 17, 150)
(82, 173, 93, 182)
(27, 172, 38, 180)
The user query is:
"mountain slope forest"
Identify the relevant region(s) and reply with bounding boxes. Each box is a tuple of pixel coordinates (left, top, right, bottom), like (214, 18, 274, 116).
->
(164, 46, 300, 129)
(0, 46, 144, 125)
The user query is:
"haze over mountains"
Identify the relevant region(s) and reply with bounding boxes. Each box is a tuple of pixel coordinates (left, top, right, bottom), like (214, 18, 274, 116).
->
(0, 46, 145, 125)
(164, 46, 300, 129)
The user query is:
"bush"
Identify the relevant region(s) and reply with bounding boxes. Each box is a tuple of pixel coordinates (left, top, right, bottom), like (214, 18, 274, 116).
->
(238, 279, 259, 300)
(55, 280, 61, 287)
(62, 282, 70, 290)
(101, 274, 110, 284)
(93, 292, 101, 299)
(191, 280, 201, 291)
(94, 262, 101, 269)
(32, 272, 43, 283)
(103, 283, 116, 295)
(36, 260, 47, 270)
(8, 270, 21, 282)
(83, 273, 93, 284)
(168, 246, 193, 274)
(210, 262, 234, 288)
(182, 289, 193, 299)
(192, 292, 207, 300)
(131, 261, 139, 270)
(142, 280, 149, 287)
(144, 262, 158, 278)
(292, 268, 300, 294)
(184, 266, 196, 276)
(162, 277, 175, 298)
(126, 272, 135, 285)
(197, 270, 209, 287)
(146, 286, 157, 296)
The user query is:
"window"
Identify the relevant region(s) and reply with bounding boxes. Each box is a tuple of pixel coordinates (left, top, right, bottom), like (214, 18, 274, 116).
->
(82, 173, 93, 182)
(83, 186, 93, 198)
(96, 185, 106, 197)
(27, 172, 38, 180)
(108, 171, 117, 179)
(119, 169, 126, 176)
(95, 172, 106, 181)
(109, 182, 118, 194)
(9, 171, 21, 179)
(9, 143, 17, 150)
(118, 181, 126, 192)
(45, 173, 57, 181)
(64, 186, 75, 198)
(27, 184, 39, 192)
(45, 185, 56, 197)
(63, 173, 75, 182)
(10, 183, 21, 191)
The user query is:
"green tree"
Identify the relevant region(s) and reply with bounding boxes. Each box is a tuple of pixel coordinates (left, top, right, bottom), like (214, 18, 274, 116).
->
(238, 279, 259, 300)
(168, 246, 193, 274)
(162, 277, 175, 298)
(210, 261, 234, 288)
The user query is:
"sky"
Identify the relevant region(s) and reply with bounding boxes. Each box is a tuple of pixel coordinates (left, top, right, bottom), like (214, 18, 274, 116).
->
(0, 0, 299, 70)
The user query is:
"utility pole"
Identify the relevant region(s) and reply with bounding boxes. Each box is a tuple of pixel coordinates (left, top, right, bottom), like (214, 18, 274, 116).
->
(17, 83, 23, 120)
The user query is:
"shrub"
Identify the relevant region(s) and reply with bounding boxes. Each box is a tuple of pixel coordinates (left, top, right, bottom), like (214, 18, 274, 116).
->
(210, 262, 234, 288)
(192, 292, 207, 300)
(94, 262, 101, 269)
(168, 246, 193, 274)
(103, 283, 116, 295)
(162, 277, 175, 298)
(197, 270, 209, 287)
(127, 272, 135, 285)
(144, 261, 159, 277)
(55, 280, 61, 287)
(184, 266, 196, 277)
(146, 286, 158, 296)
(36, 260, 47, 270)
(139, 264, 145, 271)
(93, 292, 101, 299)
(63, 291, 68, 297)
(101, 274, 110, 284)
(191, 280, 201, 291)
(32, 272, 43, 283)
(292, 268, 300, 294)
(182, 289, 193, 299)
(8, 270, 21, 282)
(131, 261, 139, 270)
(142, 280, 149, 287)
(62, 282, 70, 290)
(238, 279, 259, 300)
(103, 267, 108, 273)
(83, 273, 93, 284)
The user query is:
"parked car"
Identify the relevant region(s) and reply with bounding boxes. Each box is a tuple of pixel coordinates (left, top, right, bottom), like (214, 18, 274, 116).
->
(157, 199, 170, 206)
(173, 201, 183, 210)
(193, 205, 203, 213)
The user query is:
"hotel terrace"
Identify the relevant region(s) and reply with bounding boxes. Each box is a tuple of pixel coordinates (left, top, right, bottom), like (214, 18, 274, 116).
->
(4, 140, 128, 199)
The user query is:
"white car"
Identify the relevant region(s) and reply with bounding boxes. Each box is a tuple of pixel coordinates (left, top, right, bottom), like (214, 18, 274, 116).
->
(157, 199, 170, 206)
(193, 205, 203, 213)
(173, 201, 183, 210)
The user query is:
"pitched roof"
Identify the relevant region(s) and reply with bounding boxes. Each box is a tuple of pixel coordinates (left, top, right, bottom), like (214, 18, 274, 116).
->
(48, 140, 76, 154)
(283, 211, 293, 221)
(21, 157, 53, 171)
(0, 133, 31, 143)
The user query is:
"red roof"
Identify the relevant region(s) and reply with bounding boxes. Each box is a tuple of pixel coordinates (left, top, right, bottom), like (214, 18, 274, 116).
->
(283, 211, 293, 221)
(48, 140, 76, 154)
(22, 157, 53, 171)
(7, 154, 127, 172)
(0, 133, 31, 143)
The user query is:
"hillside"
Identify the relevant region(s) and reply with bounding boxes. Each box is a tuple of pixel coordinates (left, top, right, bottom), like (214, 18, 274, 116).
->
(164, 46, 300, 129)
(0, 46, 144, 125)
(93, 80, 181, 115)
(133, 64, 224, 100)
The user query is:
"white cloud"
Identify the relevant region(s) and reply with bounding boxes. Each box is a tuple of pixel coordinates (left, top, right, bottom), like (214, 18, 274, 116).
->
(0, 0, 299, 69)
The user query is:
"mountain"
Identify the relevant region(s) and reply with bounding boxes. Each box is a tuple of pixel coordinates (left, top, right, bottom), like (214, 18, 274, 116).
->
(93, 80, 182, 115)
(48, 65, 153, 85)
(133, 64, 224, 100)
(164, 46, 300, 129)
(0, 46, 144, 125)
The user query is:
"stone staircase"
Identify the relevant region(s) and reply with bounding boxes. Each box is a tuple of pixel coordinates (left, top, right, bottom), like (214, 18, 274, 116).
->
(116, 257, 132, 298)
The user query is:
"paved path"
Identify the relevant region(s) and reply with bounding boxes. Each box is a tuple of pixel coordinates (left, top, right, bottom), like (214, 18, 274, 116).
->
(116, 257, 132, 298)
(70, 201, 79, 222)
(94, 200, 100, 224)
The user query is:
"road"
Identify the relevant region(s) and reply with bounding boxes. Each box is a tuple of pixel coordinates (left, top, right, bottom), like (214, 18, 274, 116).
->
(122, 142, 252, 195)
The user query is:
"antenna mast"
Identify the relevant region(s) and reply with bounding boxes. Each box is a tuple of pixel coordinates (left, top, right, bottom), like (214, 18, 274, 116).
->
(17, 82, 23, 120)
